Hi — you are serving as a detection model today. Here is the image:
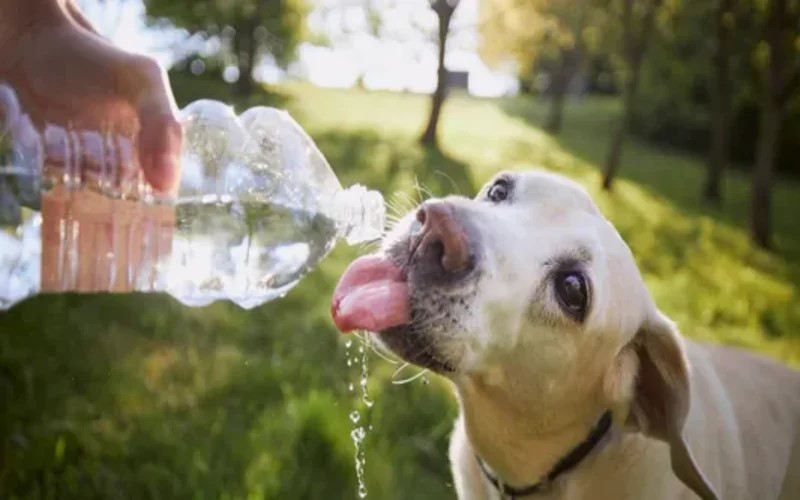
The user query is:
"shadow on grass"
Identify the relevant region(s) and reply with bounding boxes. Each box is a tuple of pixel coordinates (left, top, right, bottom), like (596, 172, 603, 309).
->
(0, 125, 466, 498)
(0, 275, 456, 498)
(313, 129, 475, 202)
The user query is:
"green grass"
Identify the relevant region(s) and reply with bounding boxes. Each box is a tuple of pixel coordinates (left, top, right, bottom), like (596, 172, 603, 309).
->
(1, 76, 799, 499)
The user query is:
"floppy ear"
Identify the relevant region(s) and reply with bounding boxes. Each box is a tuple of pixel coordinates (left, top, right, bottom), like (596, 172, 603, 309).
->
(627, 312, 719, 500)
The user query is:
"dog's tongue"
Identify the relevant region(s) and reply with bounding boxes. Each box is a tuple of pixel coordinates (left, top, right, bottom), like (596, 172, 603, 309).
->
(332, 255, 410, 333)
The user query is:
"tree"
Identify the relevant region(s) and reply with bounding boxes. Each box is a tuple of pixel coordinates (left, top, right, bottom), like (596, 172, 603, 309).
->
(703, 0, 735, 203)
(420, 0, 460, 148)
(146, 0, 308, 96)
(480, 0, 605, 134)
(750, 0, 800, 248)
(601, 0, 663, 190)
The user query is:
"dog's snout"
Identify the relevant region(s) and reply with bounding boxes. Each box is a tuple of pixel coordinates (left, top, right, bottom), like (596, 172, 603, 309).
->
(414, 201, 472, 275)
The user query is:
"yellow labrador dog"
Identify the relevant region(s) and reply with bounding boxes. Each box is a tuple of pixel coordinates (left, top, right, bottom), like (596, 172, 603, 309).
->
(331, 170, 800, 500)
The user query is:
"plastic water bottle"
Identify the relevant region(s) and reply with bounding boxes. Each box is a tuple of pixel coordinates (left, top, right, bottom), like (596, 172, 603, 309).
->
(0, 85, 385, 310)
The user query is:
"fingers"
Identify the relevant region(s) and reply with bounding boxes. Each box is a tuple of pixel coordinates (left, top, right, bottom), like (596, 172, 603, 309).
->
(127, 57, 183, 196)
(138, 110, 182, 195)
(65, 0, 102, 37)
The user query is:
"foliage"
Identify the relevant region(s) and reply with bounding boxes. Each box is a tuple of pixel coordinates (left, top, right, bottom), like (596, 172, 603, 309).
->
(479, 0, 607, 77)
(145, 0, 308, 93)
(1, 80, 799, 499)
(628, 0, 800, 175)
(627, 0, 717, 150)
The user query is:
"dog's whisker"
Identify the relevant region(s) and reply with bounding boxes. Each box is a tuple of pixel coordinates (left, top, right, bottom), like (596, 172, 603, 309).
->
(416, 182, 437, 201)
(412, 178, 425, 204)
(391, 362, 430, 385)
(385, 214, 404, 228)
(390, 190, 416, 207)
(385, 203, 407, 221)
(394, 191, 419, 213)
(434, 170, 464, 196)
(370, 339, 402, 365)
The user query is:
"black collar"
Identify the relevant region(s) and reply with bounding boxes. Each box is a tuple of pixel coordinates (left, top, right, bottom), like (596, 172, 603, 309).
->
(476, 411, 613, 499)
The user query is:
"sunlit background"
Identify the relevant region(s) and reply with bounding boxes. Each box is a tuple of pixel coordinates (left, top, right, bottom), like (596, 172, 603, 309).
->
(2, 0, 800, 498)
(76, 0, 519, 96)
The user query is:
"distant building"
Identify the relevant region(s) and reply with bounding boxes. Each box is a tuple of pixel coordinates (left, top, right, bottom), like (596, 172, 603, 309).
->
(447, 70, 469, 90)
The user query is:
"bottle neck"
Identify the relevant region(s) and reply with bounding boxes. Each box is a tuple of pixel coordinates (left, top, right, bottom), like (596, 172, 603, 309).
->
(332, 184, 385, 245)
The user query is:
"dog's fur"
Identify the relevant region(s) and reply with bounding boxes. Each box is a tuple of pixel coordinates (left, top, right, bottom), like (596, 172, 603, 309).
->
(374, 170, 800, 499)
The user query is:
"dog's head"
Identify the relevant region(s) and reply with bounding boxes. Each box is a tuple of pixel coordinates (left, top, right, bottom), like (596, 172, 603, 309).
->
(332, 170, 716, 499)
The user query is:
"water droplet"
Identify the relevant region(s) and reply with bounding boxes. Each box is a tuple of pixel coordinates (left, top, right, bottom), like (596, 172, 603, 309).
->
(422, 376, 430, 385)
(346, 330, 373, 497)
(350, 426, 365, 442)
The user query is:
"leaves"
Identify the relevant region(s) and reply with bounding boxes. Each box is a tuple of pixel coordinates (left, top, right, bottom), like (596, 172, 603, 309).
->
(479, 0, 614, 83)
(145, 0, 309, 67)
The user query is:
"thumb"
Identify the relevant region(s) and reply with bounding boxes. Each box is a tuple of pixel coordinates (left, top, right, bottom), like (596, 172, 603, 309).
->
(128, 57, 182, 195)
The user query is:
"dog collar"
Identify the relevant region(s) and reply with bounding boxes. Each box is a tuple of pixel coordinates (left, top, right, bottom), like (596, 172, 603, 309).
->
(475, 410, 613, 499)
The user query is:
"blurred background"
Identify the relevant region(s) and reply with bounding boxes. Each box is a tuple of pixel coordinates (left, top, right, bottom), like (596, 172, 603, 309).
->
(2, 0, 800, 498)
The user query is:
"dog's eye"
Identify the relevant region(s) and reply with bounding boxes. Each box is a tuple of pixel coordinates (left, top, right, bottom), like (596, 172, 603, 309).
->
(486, 179, 510, 203)
(554, 272, 588, 321)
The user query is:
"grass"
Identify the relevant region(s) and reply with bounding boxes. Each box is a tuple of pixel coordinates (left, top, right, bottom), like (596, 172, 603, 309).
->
(1, 75, 799, 499)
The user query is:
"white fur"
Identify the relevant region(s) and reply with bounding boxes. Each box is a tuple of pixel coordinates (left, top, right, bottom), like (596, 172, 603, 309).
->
(381, 171, 800, 499)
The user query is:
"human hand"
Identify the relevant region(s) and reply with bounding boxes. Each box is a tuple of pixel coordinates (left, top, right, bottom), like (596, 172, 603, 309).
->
(0, 0, 182, 192)
(0, 0, 182, 292)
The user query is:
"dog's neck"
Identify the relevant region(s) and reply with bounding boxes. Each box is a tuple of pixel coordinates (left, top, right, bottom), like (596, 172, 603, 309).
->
(454, 370, 611, 487)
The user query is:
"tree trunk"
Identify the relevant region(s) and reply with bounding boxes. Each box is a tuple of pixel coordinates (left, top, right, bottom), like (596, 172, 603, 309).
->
(748, 0, 799, 248)
(602, 66, 639, 190)
(420, 0, 457, 148)
(544, 51, 575, 134)
(750, 97, 781, 248)
(703, 0, 733, 203)
(234, 22, 257, 97)
(601, 0, 660, 190)
(420, 64, 448, 147)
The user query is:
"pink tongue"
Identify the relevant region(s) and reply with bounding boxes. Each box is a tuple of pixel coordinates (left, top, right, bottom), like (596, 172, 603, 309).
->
(331, 255, 410, 333)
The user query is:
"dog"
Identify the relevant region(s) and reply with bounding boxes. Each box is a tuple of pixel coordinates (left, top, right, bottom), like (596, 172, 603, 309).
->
(331, 170, 800, 499)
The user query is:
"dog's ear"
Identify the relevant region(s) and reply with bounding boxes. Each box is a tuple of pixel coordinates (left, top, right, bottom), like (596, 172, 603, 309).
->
(627, 311, 719, 500)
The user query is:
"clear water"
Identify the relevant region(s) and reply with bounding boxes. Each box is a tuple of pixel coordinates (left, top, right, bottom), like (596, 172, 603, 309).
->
(0, 184, 340, 309)
(346, 336, 373, 498)
(1, 88, 385, 310)
(0, 169, 41, 309)
(167, 197, 338, 308)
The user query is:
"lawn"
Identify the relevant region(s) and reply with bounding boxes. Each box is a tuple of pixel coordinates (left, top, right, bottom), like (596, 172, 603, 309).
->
(1, 77, 799, 499)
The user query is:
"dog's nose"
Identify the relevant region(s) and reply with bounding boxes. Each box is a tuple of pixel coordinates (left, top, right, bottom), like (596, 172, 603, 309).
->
(414, 201, 472, 274)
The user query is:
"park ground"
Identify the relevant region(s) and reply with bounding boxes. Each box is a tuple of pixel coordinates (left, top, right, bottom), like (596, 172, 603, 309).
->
(1, 79, 799, 499)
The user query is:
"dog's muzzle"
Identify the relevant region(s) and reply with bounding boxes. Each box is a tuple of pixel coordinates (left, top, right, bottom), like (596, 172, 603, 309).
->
(406, 200, 476, 283)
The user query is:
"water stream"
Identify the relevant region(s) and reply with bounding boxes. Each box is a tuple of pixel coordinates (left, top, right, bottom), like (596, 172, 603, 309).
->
(345, 335, 373, 498)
